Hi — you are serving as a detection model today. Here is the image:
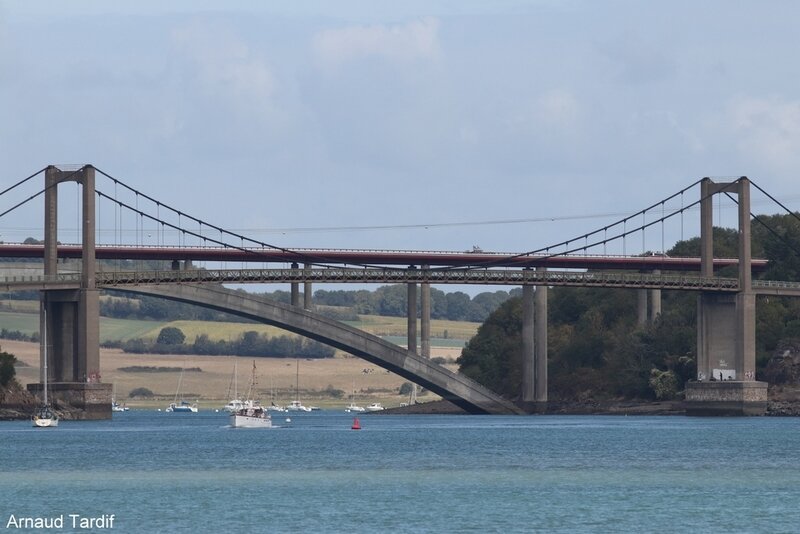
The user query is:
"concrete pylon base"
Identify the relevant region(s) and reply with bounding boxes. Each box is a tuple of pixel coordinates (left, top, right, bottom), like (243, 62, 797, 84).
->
(684, 381, 768, 416)
(27, 382, 112, 420)
(516, 401, 548, 414)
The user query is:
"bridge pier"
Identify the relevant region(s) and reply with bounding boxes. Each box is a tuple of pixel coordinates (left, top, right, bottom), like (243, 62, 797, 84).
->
(521, 268, 548, 412)
(407, 269, 417, 356)
(304, 263, 313, 310)
(28, 165, 110, 420)
(637, 273, 662, 327)
(685, 177, 767, 416)
(650, 271, 661, 321)
(420, 266, 431, 360)
(290, 262, 300, 306)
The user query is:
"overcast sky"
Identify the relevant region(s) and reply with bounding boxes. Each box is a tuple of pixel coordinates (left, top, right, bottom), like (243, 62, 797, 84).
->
(2, 0, 800, 257)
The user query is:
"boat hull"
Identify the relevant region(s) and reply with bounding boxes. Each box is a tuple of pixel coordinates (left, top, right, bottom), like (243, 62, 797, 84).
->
(32, 416, 58, 428)
(230, 412, 272, 428)
(167, 403, 198, 413)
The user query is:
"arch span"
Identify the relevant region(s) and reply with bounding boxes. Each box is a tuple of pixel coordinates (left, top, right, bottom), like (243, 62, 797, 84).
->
(108, 284, 524, 415)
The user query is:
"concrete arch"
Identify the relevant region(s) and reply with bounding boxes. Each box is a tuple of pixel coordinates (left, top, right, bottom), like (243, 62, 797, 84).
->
(108, 284, 524, 415)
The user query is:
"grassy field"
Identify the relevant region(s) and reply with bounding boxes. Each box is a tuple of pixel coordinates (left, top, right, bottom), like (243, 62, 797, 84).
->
(0, 309, 480, 346)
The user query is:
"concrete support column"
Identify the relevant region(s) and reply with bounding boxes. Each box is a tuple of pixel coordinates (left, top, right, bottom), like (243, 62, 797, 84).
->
(407, 268, 417, 355)
(78, 166, 99, 381)
(534, 268, 548, 404)
(649, 270, 662, 322)
(737, 178, 755, 380)
(290, 262, 300, 307)
(81, 166, 96, 290)
(521, 284, 535, 403)
(420, 265, 431, 359)
(303, 263, 313, 310)
(637, 289, 648, 326)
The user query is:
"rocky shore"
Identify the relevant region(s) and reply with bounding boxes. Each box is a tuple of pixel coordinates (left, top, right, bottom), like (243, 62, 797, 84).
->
(0, 382, 38, 420)
(382, 394, 800, 416)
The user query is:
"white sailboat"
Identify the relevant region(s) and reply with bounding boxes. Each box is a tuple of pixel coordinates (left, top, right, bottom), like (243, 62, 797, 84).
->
(223, 360, 245, 413)
(267, 377, 287, 412)
(32, 309, 58, 428)
(111, 383, 129, 412)
(345, 381, 365, 413)
(229, 361, 272, 428)
(166, 362, 198, 413)
(285, 359, 311, 412)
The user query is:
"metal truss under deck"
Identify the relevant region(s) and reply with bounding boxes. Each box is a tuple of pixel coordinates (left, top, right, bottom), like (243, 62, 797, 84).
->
(2, 268, 800, 295)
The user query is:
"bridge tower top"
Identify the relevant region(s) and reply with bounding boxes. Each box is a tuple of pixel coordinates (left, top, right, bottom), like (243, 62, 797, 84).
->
(44, 165, 96, 289)
(700, 177, 751, 292)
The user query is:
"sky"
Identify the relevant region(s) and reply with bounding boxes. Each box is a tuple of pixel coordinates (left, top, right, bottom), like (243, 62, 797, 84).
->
(2, 0, 800, 259)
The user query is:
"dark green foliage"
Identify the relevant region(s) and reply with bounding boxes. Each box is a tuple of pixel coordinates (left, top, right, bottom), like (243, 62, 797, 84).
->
(119, 331, 335, 359)
(0, 350, 17, 387)
(156, 327, 186, 345)
(399, 382, 414, 395)
(323, 385, 345, 399)
(457, 299, 523, 397)
(128, 387, 154, 398)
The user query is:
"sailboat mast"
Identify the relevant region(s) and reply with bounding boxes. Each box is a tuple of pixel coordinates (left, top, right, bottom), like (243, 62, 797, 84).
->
(295, 358, 299, 402)
(42, 308, 48, 406)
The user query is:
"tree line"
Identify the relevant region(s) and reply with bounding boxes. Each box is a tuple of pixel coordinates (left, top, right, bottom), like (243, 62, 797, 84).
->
(106, 327, 336, 359)
(96, 286, 518, 324)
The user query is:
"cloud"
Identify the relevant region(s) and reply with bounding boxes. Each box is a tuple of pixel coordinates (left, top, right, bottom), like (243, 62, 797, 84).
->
(312, 17, 441, 67)
(727, 95, 800, 173)
(171, 19, 275, 116)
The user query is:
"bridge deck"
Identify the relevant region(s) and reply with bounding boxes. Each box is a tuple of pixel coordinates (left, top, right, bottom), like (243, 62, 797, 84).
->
(2, 267, 799, 295)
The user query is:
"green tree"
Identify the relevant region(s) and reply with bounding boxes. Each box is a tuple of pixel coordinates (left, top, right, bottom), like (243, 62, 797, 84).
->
(156, 327, 186, 345)
(0, 350, 17, 387)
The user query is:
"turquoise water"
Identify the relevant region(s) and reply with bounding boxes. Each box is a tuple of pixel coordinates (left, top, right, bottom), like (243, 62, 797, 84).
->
(2, 412, 800, 533)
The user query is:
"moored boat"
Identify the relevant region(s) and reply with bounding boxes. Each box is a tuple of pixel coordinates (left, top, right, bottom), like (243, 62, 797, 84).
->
(345, 402, 366, 413)
(286, 399, 312, 412)
(166, 361, 198, 413)
(365, 402, 385, 412)
(167, 400, 198, 413)
(32, 309, 58, 428)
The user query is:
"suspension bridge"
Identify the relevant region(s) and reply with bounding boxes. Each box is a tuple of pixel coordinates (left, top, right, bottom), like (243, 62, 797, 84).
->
(2, 165, 800, 417)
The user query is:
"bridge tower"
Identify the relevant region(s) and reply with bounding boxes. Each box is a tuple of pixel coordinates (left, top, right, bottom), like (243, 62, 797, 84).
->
(27, 165, 112, 419)
(685, 177, 768, 415)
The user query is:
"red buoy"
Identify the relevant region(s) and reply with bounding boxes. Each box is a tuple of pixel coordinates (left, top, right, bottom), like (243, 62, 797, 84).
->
(351, 417, 361, 430)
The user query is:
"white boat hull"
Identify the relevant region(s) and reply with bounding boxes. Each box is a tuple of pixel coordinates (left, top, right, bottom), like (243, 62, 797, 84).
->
(230, 411, 272, 428)
(167, 401, 198, 413)
(33, 416, 58, 428)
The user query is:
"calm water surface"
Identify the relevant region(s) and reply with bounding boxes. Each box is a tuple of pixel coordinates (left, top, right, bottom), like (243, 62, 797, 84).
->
(1, 411, 799, 533)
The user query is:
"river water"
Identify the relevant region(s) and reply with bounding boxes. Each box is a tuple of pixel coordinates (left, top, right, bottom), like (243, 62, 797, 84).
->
(1, 411, 799, 533)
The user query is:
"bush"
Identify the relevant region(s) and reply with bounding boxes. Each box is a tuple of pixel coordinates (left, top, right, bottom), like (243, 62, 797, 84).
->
(323, 384, 345, 399)
(0, 351, 17, 387)
(129, 387, 154, 398)
(649, 369, 679, 400)
(399, 382, 414, 396)
(157, 327, 186, 345)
